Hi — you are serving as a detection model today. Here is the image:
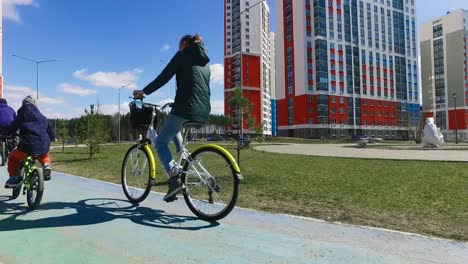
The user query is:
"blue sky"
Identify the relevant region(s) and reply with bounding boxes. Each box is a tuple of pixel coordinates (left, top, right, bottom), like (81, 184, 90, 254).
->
(2, 0, 467, 119)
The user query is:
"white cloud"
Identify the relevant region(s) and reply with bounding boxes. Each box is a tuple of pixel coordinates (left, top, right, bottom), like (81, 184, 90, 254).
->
(73, 68, 142, 89)
(3, 0, 39, 23)
(96, 102, 131, 115)
(39, 96, 66, 105)
(210, 64, 224, 86)
(58, 83, 97, 96)
(160, 44, 171, 52)
(3, 84, 66, 110)
(41, 107, 84, 119)
(210, 100, 224, 115)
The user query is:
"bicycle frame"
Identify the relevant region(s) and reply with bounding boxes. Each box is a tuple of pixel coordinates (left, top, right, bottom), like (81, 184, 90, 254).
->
(21, 157, 36, 190)
(137, 105, 207, 182)
(134, 100, 241, 185)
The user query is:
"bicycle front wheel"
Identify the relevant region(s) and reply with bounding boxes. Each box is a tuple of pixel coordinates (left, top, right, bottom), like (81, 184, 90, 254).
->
(121, 144, 153, 203)
(26, 168, 44, 210)
(182, 146, 240, 221)
(1, 140, 6, 166)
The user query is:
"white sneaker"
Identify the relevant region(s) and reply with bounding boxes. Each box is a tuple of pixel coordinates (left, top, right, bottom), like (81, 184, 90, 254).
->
(164, 160, 179, 178)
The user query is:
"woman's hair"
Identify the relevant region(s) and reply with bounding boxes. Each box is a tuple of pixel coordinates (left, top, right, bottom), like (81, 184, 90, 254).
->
(180, 34, 193, 46)
(179, 34, 202, 46)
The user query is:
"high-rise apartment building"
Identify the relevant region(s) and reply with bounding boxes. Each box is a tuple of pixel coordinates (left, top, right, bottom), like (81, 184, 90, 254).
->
(224, 0, 272, 136)
(421, 9, 468, 141)
(275, 0, 420, 139)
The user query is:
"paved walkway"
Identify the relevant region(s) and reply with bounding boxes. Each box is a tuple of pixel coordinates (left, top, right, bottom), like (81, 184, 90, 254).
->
(255, 143, 468, 161)
(1, 167, 468, 263)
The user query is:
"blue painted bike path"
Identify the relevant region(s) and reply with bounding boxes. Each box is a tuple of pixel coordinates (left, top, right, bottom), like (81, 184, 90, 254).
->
(0, 167, 467, 264)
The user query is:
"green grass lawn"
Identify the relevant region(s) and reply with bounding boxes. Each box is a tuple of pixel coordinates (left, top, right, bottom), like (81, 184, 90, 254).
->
(50, 143, 468, 240)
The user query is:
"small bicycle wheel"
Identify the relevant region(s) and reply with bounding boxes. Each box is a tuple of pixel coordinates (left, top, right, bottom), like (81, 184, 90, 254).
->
(11, 166, 24, 199)
(1, 140, 6, 166)
(11, 183, 22, 200)
(26, 168, 44, 210)
(182, 146, 240, 221)
(121, 144, 153, 203)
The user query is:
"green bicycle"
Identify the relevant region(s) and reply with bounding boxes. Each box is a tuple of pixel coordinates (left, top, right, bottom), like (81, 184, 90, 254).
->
(11, 156, 45, 210)
(121, 100, 242, 221)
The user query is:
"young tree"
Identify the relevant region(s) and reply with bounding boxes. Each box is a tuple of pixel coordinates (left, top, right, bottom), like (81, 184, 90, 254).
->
(58, 121, 69, 153)
(402, 109, 425, 144)
(253, 122, 265, 142)
(78, 104, 109, 159)
(227, 87, 257, 165)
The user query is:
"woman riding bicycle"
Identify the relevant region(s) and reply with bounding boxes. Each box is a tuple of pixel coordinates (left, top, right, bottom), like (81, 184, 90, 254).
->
(3, 96, 55, 188)
(133, 34, 211, 202)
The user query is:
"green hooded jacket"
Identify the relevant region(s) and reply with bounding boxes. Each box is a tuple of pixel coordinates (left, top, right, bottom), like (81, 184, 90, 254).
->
(142, 42, 211, 123)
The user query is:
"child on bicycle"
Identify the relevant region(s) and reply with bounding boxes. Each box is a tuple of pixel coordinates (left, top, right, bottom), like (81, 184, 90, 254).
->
(133, 34, 211, 202)
(4, 96, 55, 188)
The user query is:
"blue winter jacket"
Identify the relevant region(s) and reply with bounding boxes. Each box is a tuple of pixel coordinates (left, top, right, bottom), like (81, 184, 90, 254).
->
(0, 101, 16, 130)
(4, 103, 55, 155)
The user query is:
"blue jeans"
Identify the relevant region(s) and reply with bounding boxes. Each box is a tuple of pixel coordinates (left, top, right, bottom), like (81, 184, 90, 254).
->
(156, 114, 187, 173)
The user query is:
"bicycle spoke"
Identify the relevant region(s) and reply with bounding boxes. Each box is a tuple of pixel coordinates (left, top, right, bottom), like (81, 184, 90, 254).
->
(183, 147, 239, 221)
(189, 161, 225, 204)
(122, 145, 152, 203)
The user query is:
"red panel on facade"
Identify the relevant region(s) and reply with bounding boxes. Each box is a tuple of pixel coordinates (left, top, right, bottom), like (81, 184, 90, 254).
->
(277, 99, 289, 126)
(448, 109, 468, 129)
(295, 95, 318, 124)
(360, 99, 398, 127)
(242, 54, 261, 88)
(224, 57, 234, 89)
(424, 112, 434, 118)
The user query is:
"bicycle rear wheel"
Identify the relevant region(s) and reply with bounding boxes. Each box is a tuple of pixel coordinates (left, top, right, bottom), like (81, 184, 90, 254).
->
(182, 146, 239, 221)
(121, 144, 152, 203)
(26, 168, 44, 210)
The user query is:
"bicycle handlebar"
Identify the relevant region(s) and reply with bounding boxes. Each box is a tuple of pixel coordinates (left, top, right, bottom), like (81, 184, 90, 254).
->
(131, 98, 173, 111)
(160, 102, 174, 111)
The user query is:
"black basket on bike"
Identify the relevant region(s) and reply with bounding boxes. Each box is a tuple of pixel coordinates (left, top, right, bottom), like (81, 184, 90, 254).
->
(129, 101, 154, 128)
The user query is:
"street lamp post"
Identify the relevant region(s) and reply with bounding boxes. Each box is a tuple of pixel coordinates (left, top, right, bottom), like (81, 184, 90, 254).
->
(118, 83, 131, 143)
(12, 54, 59, 100)
(453, 93, 458, 144)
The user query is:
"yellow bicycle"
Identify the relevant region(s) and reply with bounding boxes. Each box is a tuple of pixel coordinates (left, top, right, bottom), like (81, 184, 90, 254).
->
(121, 99, 242, 221)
